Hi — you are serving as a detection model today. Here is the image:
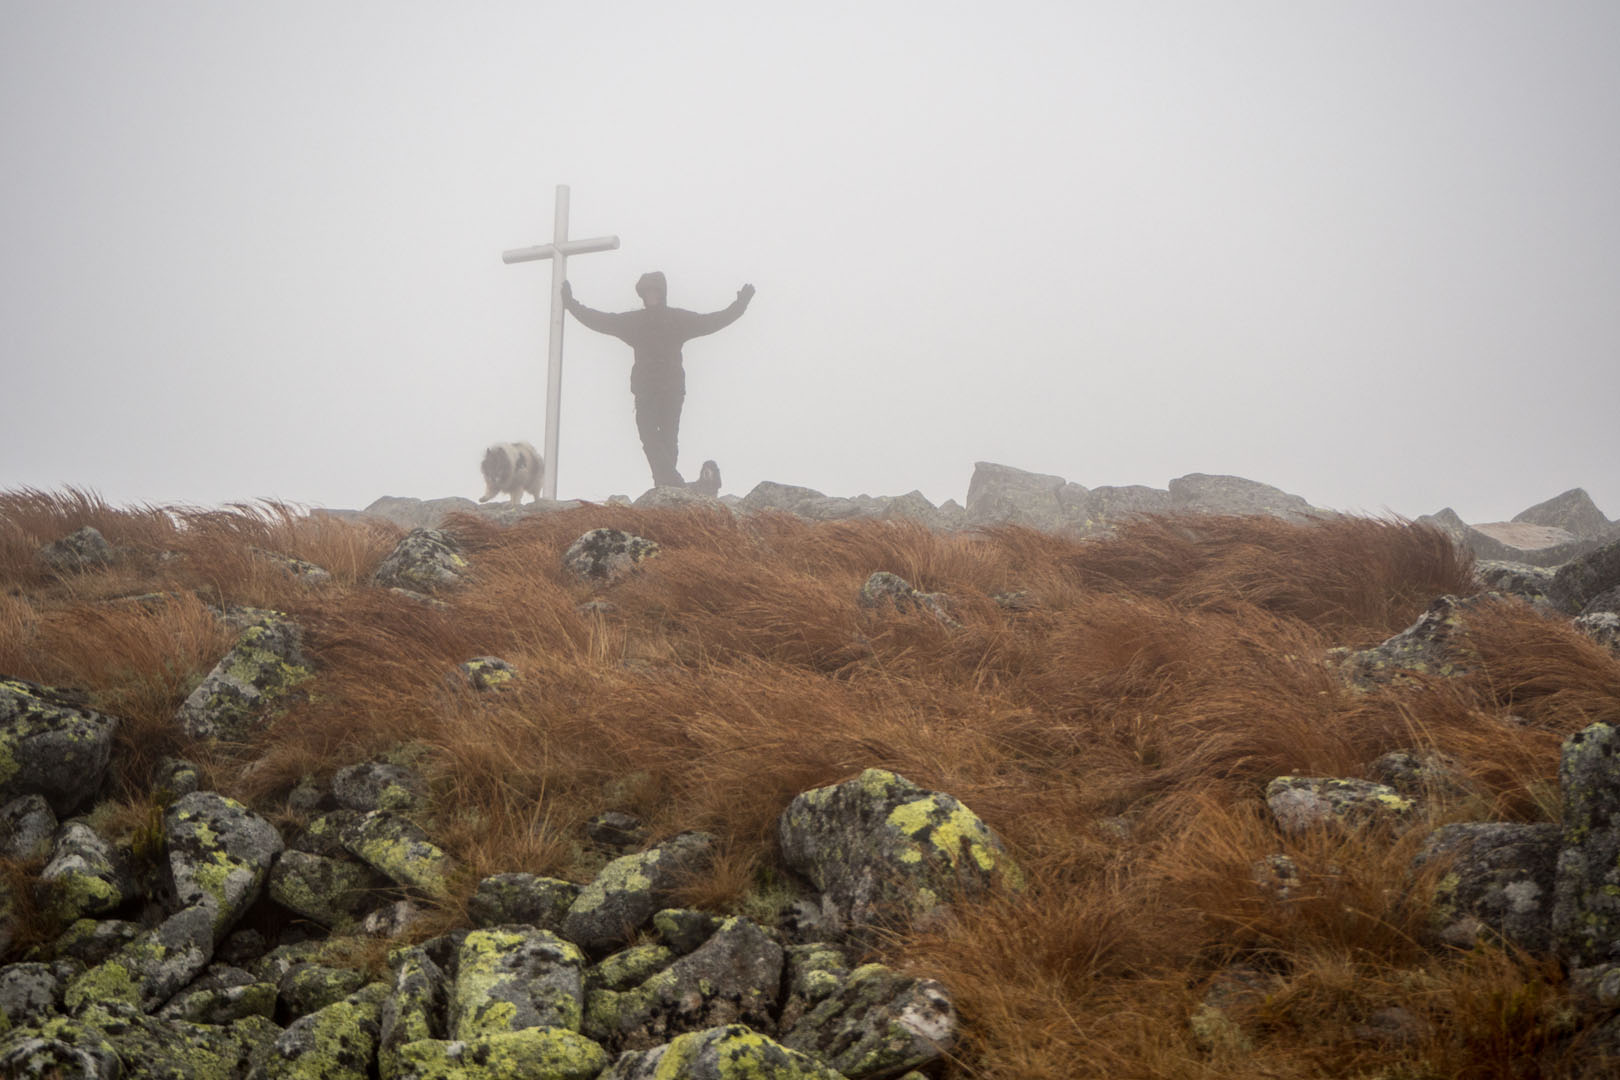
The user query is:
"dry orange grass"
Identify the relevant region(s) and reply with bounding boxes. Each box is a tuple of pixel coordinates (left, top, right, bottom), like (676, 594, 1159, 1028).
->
(4, 491, 1616, 1078)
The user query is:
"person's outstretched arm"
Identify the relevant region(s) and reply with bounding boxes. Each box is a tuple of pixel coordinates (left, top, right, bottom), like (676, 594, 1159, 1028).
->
(561, 281, 631, 337)
(679, 284, 755, 339)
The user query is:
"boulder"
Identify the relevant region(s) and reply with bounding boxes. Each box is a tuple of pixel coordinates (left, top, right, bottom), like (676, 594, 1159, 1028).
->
(633, 486, 725, 510)
(779, 962, 957, 1080)
(467, 873, 579, 931)
(267, 849, 391, 929)
(331, 762, 426, 814)
(562, 529, 660, 585)
(1329, 594, 1486, 690)
(1365, 750, 1469, 799)
(737, 482, 826, 515)
(1411, 822, 1561, 951)
(1167, 473, 1320, 522)
(155, 757, 201, 799)
(1575, 612, 1620, 655)
(157, 965, 277, 1025)
(373, 528, 470, 593)
(35, 822, 137, 922)
(857, 572, 956, 626)
(0, 963, 64, 1031)
(1088, 484, 1172, 529)
(459, 656, 517, 692)
(1, 794, 58, 862)
(37, 526, 114, 573)
(586, 916, 782, 1051)
(1512, 488, 1614, 541)
(585, 811, 649, 854)
(53, 918, 142, 968)
(250, 547, 333, 587)
(378, 945, 446, 1079)
(586, 943, 676, 994)
(776, 943, 851, 1032)
(1264, 777, 1414, 836)
(602, 1024, 845, 1080)
(278, 963, 370, 1020)
(2, 1001, 277, 1080)
(1582, 587, 1620, 617)
(778, 769, 1022, 938)
(562, 832, 717, 954)
(1550, 537, 1620, 616)
(1472, 561, 1558, 610)
(165, 791, 283, 941)
(173, 612, 314, 742)
(248, 981, 389, 1080)
(651, 909, 721, 955)
(451, 927, 586, 1039)
(964, 462, 1087, 533)
(351, 495, 479, 531)
(391, 1027, 609, 1080)
(1553, 723, 1620, 966)
(65, 903, 218, 1012)
(0, 677, 118, 816)
(339, 811, 454, 900)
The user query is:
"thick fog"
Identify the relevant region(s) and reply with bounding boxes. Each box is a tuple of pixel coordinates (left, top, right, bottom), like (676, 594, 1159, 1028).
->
(3, 2, 1617, 523)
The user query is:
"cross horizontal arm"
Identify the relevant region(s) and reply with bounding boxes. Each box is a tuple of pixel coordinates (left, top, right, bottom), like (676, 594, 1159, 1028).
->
(502, 235, 620, 264)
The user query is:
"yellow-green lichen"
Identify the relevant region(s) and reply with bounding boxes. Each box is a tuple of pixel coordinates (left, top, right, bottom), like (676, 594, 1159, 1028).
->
(395, 1028, 608, 1080)
(63, 960, 142, 1010)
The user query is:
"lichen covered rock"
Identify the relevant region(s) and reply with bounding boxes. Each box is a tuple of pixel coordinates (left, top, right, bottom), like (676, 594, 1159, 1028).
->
(459, 657, 517, 692)
(373, 528, 470, 593)
(779, 962, 958, 1079)
(392, 1027, 609, 1080)
(1, 794, 58, 861)
(562, 832, 716, 953)
(602, 1023, 845, 1080)
(37, 526, 114, 572)
(339, 811, 454, 900)
(562, 528, 660, 585)
(157, 965, 278, 1025)
(36, 822, 136, 923)
(1265, 777, 1414, 836)
(165, 791, 284, 940)
(1411, 822, 1561, 951)
(1553, 722, 1620, 966)
(450, 927, 585, 1039)
(1549, 537, 1620, 616)
(0, 676, 119, 815)
(378, 945, 446, 1080)
(65, 902, 218, 1012)
(0, 963, 64, 1032)
(1576, 612, 1620, 655)
(1329, 595, 1486, 689)
(248, 981, 389, 1080)
(858, 572, 956, 627)
(778, 769, 1021, 938)
(267, 849, 391, 929)
(331, 762, 426, 814)
(174, 613, 313, 742)
(586, 916, 782, 1051)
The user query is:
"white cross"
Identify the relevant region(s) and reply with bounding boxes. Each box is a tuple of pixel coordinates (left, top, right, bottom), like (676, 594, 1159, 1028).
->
(502, 185, 619, 500)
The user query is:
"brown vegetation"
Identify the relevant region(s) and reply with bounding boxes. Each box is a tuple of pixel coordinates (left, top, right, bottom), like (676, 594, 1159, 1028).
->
(4, 488, 1618, 1077)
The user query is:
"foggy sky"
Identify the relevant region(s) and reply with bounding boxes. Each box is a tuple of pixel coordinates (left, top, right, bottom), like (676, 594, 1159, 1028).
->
(3, 2, 1617, 524)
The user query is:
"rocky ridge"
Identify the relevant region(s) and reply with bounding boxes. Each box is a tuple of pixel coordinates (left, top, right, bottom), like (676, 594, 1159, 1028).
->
(5, 466, 1620, 1076)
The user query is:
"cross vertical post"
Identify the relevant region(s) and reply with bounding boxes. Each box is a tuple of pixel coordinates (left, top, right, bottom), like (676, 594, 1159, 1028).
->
(502, 185, 619, 500)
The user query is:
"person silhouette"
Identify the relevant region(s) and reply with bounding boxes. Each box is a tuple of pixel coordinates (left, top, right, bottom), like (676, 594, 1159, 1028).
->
(562, 272, 754, 488)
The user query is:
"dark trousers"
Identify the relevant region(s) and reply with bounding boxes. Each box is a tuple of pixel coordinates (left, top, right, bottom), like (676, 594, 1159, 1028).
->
(635, 390, 685, 487)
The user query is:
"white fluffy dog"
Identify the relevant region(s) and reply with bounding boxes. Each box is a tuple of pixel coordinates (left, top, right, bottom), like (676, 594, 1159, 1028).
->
(479, 442, 544, 505)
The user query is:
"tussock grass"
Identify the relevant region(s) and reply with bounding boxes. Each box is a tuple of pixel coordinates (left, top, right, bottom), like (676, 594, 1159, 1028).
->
(4, 490, 1616, 1077)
